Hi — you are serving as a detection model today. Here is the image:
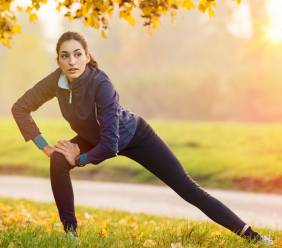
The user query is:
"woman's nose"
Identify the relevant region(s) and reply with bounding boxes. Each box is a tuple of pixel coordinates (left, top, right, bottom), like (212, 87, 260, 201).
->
(68, 55, 76, 65)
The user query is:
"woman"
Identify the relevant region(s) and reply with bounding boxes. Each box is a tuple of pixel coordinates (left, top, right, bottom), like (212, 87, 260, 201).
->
(11, 31, 273, 245)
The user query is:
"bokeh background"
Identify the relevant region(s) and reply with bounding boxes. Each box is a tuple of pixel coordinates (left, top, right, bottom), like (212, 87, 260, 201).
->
(1, 0, 282, 122)
(1, 0, 282, 193)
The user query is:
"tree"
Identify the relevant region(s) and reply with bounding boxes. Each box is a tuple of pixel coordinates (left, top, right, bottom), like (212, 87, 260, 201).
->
(1, 0, 240, 47)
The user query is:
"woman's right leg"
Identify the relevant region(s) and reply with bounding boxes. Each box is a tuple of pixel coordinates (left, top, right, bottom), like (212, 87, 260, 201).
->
(50, 135, 93, 233)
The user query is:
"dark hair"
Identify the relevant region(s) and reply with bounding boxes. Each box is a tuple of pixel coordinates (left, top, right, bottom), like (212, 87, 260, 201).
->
(56, 31, 98, 69)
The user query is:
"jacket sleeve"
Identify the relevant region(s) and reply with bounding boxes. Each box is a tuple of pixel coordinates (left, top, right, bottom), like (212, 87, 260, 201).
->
(82, 72, 120, 165)
(11, 68, 60, 142)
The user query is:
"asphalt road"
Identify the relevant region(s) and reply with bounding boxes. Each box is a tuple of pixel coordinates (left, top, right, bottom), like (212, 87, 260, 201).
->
(0, 175, 281, 230)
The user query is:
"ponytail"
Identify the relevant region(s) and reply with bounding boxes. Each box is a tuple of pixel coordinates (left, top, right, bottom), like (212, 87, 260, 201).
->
(88, 53, 98, 69)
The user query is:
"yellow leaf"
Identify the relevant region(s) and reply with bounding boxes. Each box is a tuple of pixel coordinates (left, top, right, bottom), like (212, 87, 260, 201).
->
(183, 0, 195, 10)
(89, 15, 100, 29)
(100, 227, 108, 236)
(0, 38, 11, 48)
(208, 8, 215, 17)
(25, 6, 32, 14)
(67, 15, 74, 21)
(82, 6, 89, 16)
(29, 13, 38, 22)
(56, 5, 62, 11)
(106, 8, 113, 18)
(198, 3, 206, 13)
(12, 24, 21, 34)
(152, 16, 159, 29)
(100, 30, 107, 39)
(16, 6, 23, 12)
(124, 15, 135, 26)
(119, 11, 127, 19)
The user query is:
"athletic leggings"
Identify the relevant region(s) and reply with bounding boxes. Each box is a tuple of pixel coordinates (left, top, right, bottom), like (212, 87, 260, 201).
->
(50, 116, 247, 235)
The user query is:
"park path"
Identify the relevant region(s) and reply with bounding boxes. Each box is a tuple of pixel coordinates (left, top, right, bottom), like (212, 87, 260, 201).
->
(0, 175, 281, 230)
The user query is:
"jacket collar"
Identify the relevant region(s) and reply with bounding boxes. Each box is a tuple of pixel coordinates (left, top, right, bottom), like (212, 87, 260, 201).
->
(58, 73, 69, 89)
(58, 65, 92, 90)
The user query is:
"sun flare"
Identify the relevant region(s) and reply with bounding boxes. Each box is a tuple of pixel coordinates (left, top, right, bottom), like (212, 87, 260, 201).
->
(267, 0, 282, 42)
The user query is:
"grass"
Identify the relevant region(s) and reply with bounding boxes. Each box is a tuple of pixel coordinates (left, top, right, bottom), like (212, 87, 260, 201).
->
(0, 197, 280, 248)
(2, 117, 282, 192)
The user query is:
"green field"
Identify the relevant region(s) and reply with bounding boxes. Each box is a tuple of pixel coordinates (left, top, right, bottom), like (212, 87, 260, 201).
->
(0, 197, 280, 248)
(2, 118, 282, 193)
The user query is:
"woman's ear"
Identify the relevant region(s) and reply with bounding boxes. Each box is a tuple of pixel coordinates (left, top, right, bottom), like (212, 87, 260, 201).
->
(86, 53, 91, 63)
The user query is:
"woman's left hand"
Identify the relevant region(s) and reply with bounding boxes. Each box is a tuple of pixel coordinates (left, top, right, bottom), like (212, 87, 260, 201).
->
(54, 140, 80, 167)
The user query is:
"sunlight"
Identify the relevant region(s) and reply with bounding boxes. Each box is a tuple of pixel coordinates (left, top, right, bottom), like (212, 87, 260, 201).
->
(267, 0, 282, 42)
(12, 0, 62, 42)
(228, 1, 252, 39)
(38, 0, 63, 41)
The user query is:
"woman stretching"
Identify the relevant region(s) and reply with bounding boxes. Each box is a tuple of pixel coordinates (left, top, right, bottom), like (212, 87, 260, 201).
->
(11, 31, 273, 245)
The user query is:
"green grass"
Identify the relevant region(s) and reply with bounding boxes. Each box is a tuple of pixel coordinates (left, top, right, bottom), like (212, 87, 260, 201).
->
(0, 197, 280, 248)
(2, 117, 282, 192)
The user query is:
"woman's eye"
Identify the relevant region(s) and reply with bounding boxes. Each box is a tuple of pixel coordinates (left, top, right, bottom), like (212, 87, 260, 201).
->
(75, 53, 82, 57)
(61, 54, 68, 59)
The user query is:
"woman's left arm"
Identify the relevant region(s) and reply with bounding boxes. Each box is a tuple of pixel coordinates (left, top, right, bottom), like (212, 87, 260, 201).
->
(78, 73, 120, 166)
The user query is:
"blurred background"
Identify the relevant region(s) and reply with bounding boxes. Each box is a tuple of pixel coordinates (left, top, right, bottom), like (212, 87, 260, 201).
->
(1, 0, 282, 122)
(2, 0, 282, 193)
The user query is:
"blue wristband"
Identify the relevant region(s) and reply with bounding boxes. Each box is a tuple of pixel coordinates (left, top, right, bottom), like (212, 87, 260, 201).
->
(78, 153, 89, 166)
(33, 134, 48, 149)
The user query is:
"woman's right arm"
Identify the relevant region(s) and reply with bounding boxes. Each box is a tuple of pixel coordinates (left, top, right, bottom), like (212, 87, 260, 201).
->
(11, 68, 61, 156)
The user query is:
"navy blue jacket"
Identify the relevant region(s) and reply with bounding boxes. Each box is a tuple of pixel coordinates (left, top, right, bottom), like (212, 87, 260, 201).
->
(11, 65, 138, 165)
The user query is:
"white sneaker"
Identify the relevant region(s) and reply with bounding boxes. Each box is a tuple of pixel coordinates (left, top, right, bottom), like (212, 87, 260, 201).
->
(258, 235, 274, 246)
(66, 231, 80, 242)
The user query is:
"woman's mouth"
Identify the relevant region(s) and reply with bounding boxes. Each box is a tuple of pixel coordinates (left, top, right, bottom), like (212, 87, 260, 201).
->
(68, 68, 79, 74)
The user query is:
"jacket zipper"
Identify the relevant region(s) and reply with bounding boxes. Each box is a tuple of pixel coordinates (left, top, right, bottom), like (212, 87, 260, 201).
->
(69, 84, 72, 104)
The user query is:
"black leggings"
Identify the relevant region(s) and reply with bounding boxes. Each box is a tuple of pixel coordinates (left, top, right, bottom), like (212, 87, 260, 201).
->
(50, 116, 246, 235)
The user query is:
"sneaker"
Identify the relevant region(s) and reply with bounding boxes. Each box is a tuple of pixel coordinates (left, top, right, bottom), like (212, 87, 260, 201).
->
(66, 230, 80, 242)
(257, 235, 274, 246)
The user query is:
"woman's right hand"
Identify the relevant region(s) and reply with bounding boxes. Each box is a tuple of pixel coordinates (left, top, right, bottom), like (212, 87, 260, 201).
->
(43, 145, 55, 157)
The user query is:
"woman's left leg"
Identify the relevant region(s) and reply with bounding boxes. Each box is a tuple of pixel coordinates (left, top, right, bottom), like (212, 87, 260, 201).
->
(50, 135, 93, 233)
(118, 124, 259, 239)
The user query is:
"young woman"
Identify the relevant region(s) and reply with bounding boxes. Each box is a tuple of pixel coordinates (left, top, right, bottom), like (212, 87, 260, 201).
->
(11, 31, 273, 245)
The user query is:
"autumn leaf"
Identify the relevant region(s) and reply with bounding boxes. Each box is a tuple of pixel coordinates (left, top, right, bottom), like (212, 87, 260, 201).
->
(29, 13, 38, 22)
(0, 0, 241, 47)
(12, 24, 21, 34)
(124, 15, 136, 26)
(208, 7, 215, 17)
(183, 0, 196, 10)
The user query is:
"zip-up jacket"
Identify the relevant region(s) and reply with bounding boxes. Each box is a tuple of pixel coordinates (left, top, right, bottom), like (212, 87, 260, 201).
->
(11, 65, 137, 165)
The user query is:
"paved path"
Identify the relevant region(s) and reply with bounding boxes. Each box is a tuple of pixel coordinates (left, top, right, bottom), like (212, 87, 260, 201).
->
(0, 175, 281, 230)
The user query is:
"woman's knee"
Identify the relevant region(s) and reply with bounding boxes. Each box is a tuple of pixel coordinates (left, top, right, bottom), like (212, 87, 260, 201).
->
(50, 151, 70, 174)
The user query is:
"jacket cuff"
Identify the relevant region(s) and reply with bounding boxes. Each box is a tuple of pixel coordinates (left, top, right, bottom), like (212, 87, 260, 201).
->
(32, 134, 48, 149)
(78, 153, 89, 166)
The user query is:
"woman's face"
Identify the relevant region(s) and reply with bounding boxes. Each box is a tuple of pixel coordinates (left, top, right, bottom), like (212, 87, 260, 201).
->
(57, 39, 90, 82)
